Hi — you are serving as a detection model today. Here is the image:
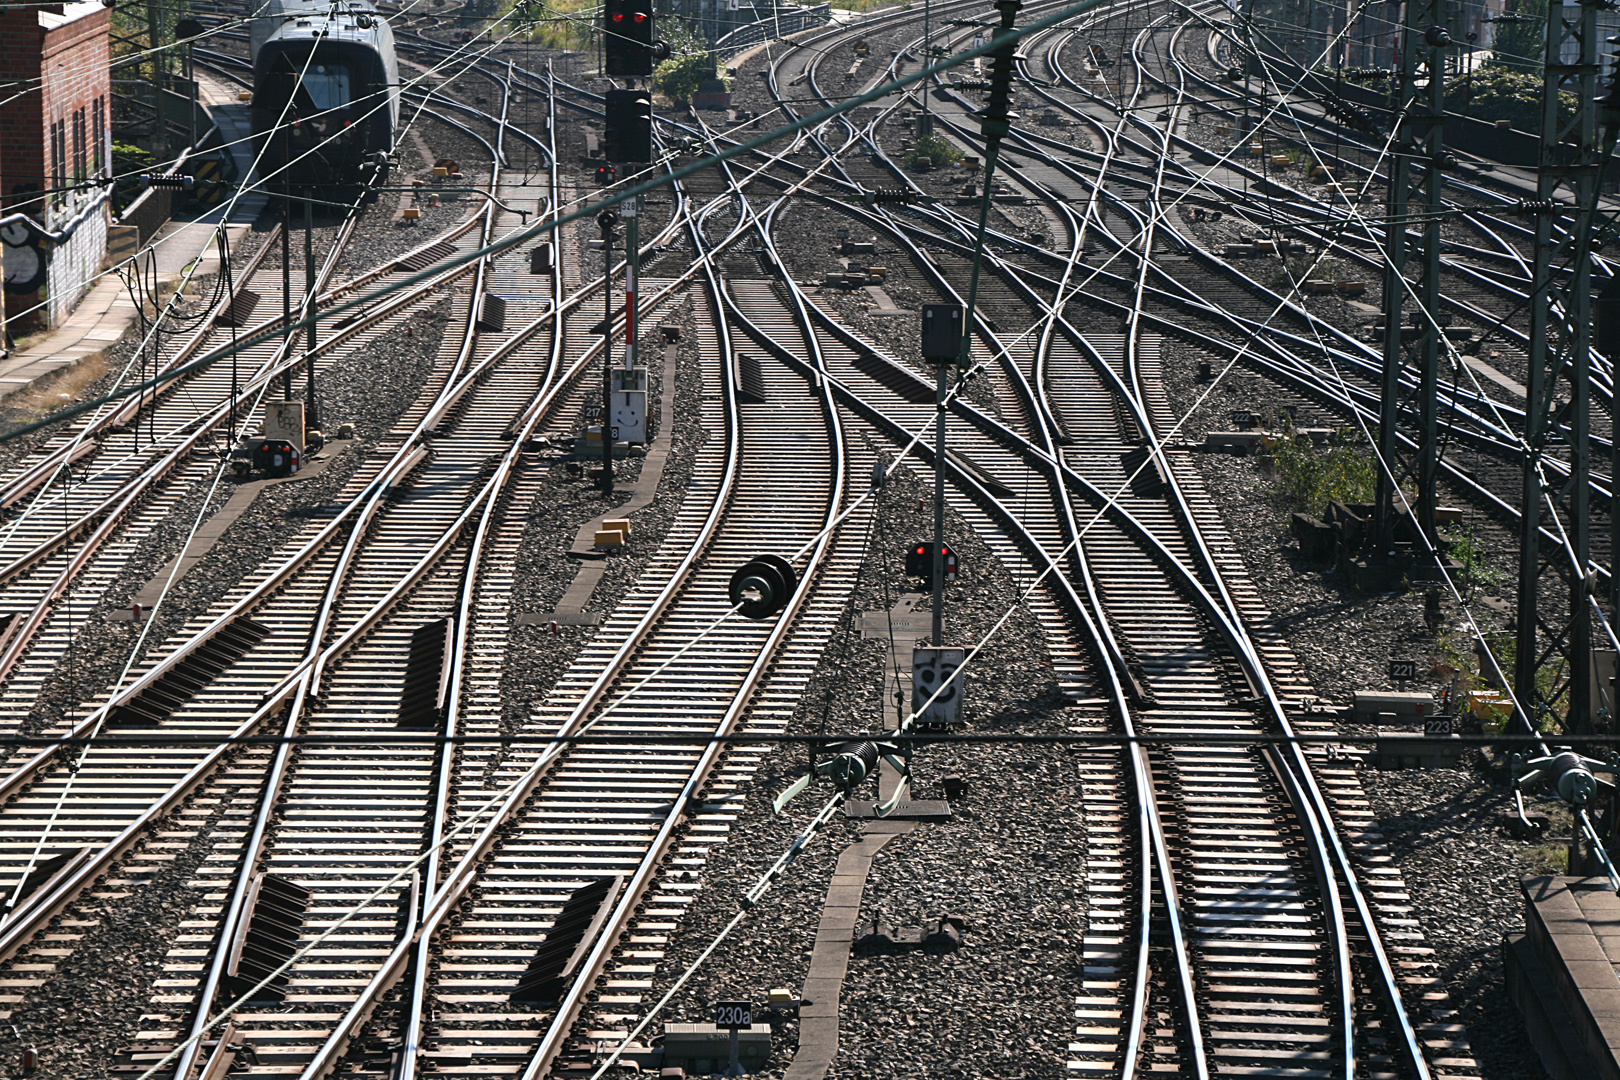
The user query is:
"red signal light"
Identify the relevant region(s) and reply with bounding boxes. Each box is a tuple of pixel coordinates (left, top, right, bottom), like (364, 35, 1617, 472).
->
(611, 12, 623, 20)
(632, 12, 646, 21)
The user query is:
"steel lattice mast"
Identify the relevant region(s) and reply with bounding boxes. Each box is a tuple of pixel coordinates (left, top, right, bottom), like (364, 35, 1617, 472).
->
(1516, 0, 1600, 733)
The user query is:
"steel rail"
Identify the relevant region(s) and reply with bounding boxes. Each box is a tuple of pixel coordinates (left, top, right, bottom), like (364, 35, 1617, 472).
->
(513, 161, 855, 1080)
(166, 72, 521, 1075)
(748, 16, 1432, 1075)
(285, 121, 850, 1077)
(903, 18, 1433, 1072)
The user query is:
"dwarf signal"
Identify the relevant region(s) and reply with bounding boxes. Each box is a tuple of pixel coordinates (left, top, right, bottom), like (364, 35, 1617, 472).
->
(904, 541, 958, 584)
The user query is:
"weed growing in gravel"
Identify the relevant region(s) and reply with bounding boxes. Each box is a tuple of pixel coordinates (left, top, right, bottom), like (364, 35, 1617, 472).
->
(1520, 840, 1569, 876)
(1262, 423, 1377, 516)
(906, 134, 963, 170)
(1442, 524, 1499, 600)
(1470, 632, 1570, 733)
(1517, 801, 1576, 876)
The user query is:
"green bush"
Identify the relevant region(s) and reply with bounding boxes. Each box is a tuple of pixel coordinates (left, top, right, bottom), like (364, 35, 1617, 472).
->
(1442, 523, 1498, 599)
(653, 18, 720, 106)
(905, 133, 961, 169)
(1263, 426, 1376, 514)
(1446, 67, 1574, 132)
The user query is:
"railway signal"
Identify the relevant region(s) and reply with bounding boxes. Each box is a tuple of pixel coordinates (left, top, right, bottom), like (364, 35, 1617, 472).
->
(603, 88, 653, 163)
(904, 540, 957, 585)
(921, 303, 963, 365)
(594, 164, 618, 188)
(603, 0, 668, 78)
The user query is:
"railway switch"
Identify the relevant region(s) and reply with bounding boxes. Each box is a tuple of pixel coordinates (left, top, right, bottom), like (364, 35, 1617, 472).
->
(223, 873, 311, 1002)
(729, 554, 797, 619)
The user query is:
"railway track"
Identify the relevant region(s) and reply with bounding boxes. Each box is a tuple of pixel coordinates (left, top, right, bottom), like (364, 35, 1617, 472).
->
(0, 0, 1577, 1077)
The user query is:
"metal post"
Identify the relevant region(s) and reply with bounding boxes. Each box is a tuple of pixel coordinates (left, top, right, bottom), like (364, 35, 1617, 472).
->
(933, 362, 946, 647)
(282, 193, 293, 401)
(1516, 0, 1600, 733)
(625, 194, 639, 372)
(147, 0, 166, 161)
(1372, 4, 1447, 575)
(304, 189, 319, 432)
(601, 212, 615, 491)
(943, 0, 1021, 641)
(922, 0, 931, 130)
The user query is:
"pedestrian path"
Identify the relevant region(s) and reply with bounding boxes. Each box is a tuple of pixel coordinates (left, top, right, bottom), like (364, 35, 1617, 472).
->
(0, 70, 268, 403)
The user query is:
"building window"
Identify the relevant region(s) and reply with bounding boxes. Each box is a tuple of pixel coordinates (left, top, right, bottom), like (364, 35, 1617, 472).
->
(50, 120, 66, 208)
(92, 97, 105, 177)
(72, 108, 86, 183)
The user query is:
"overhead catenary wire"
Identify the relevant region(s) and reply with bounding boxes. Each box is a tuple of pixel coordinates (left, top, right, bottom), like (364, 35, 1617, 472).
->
(0, 0, 1151, 448)
(82, 10, 1535, 1080)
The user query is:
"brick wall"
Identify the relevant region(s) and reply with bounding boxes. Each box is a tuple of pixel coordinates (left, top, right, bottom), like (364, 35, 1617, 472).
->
(0, 1, 111, 327)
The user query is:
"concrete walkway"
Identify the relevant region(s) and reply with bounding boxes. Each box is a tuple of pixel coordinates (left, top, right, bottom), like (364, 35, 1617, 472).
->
(0, 70, 266, 403)
(783, 819, 916, 1080)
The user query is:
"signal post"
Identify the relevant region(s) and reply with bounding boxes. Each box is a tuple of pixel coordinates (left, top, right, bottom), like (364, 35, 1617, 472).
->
(596, 0, 663, 490)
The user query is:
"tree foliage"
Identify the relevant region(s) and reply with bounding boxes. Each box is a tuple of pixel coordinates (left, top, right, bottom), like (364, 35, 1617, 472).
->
(1487, 0, 1546, 72)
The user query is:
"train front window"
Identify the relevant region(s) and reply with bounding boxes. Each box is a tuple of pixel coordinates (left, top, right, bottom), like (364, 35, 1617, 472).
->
(299, 64, 351, 113)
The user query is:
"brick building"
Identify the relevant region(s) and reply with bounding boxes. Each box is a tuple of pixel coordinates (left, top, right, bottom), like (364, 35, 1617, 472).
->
(0, 0, 111, 329)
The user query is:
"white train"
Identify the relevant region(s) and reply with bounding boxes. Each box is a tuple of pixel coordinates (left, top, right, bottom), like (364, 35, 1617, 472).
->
(249, 0, 399, 188)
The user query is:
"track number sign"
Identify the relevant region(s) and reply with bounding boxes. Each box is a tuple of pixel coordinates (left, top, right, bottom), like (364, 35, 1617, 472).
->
(913, 647, 966, 726)
(713, 1001, 752, 1029)
(1424, 717, 1453, 738)
(1388, 658, 1418, 681)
